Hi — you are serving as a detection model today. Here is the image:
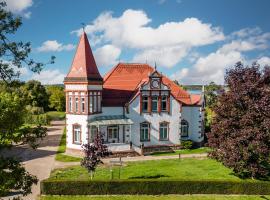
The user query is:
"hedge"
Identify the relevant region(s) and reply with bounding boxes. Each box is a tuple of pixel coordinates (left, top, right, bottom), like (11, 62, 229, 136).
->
(41, 179, 270, 195)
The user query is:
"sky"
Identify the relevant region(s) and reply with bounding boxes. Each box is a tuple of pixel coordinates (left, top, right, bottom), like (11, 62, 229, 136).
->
(4, 0, 270, 85)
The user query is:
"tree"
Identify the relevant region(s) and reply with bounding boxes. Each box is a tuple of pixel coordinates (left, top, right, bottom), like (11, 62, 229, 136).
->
(21, 80, 49, 111)
(81, 132, 111, 179)
(46, 85, 65, 111)
(0, 1, 54, 197)
(207, 62, 270, 179)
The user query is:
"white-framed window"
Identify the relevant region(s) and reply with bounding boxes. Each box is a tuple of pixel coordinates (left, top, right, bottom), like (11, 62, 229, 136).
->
(108, 125, 119, 142)
(73, 125, 81, 144)
(81, 97, 85, 113)
(159, 122, 169, 140)
(89, 92, 93, 113)
(69, 96, 72, 112)
(140, 122, 150, 141)
(93, 93, 97, 113)
(181, 119, 189, 137)
(151, 96, 158, 112)
(161, 96, 167, 111)
(75, 97, 79, 112)
(97, 94, 101, 112)
(90, 125, 98, 143)
(142, 96, 148, 112)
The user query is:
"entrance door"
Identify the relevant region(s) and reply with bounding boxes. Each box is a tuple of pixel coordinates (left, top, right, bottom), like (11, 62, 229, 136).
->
(107, 125, 119, 143)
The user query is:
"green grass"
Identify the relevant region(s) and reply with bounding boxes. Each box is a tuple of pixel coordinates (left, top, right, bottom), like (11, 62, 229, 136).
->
(55, 128, 82, 162)
(40, 195, 270, 200)
(150, 147, 211, 156)
(49, 158, 244, 181)
(46, 111, 66, 120)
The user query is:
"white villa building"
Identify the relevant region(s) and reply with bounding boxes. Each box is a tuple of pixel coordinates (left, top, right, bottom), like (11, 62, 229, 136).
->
(64, 32, 204, 154)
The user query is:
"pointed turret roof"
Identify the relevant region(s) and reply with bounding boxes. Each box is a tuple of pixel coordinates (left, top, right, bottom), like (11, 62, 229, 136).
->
(64, 32, 103, 83)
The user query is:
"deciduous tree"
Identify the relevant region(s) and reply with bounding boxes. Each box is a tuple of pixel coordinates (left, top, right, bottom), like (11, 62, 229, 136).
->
(208, 62, 270, 179)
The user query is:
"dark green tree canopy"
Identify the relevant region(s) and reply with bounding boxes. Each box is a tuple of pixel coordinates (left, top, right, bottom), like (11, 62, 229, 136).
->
(208, 62, 270, 179)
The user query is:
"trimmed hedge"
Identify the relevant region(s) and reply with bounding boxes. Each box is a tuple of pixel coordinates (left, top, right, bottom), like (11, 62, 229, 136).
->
(41, 179, 270, 195)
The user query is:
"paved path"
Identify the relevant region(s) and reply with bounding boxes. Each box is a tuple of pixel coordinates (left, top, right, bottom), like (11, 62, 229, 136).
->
(54, 153, 208, 169)
(1, 120, 64, 200)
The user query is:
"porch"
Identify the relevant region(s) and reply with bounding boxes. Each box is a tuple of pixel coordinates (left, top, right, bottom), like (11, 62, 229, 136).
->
(88, 115, 134, 150)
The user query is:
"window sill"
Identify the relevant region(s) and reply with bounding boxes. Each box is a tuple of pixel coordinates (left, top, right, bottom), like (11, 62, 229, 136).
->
(73, 142, 81, 145)
(159, 139, 169, 141)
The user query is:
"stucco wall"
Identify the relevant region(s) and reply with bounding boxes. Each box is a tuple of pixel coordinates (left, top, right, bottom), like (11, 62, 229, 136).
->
(126, 95, 181, 147)
(181, 106, 204, 143)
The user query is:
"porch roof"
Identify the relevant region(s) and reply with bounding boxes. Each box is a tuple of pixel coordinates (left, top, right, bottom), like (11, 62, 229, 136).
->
(88, 115, 133, 126)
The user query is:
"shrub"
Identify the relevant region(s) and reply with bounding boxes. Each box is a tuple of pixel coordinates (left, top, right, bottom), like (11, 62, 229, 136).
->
(41, 179, 270, 195)
(24, 113, 50, 125)
(181, 140, 193, 149)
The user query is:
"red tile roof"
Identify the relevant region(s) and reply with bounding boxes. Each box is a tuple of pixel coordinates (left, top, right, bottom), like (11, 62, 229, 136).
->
(65, 32, 102, 82)
(102, 63, 202, 107)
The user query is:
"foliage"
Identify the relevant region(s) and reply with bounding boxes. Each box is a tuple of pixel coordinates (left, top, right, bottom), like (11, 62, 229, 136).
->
(81, 133, 111, 179)
(21, 80, 50, 111)
(0, 2, 52, 196)
(0, 156, 38, 196)
(39, 195, 270, 200)
(24, 113, 51, 126)
(46, 86, 65, 112)
(208, 62, 270, 179)
(204, 82, 222, 109)
(46, 111, 66, 121)
(41, 179, 270, 195)
(55, 128, 81, 162)
(181, 140, 193, 149)
(49, 159, 242, 181)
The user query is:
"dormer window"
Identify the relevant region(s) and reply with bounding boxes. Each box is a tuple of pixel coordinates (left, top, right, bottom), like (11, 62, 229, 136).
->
(151, 96, 158, 112)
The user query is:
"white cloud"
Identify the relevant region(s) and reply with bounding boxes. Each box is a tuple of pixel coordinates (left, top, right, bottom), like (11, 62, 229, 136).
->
(158, 0, 166, 4)
(37, 40, 75, 52)
(72, 9, 224, 68)
(31, 69, 65, 84)
(132, 45, 189, 68)
(4, 0, 33, 18)
(257, 56, 270, 66)
(94, 44, 121, 67)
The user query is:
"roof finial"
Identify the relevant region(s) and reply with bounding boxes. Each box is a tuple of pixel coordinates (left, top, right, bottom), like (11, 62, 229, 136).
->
(154, 62, 157, 70)
(81, 22, 86, 32)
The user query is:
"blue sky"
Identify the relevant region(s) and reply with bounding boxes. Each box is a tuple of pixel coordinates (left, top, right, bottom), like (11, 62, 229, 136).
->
(4, 0, 270, 84)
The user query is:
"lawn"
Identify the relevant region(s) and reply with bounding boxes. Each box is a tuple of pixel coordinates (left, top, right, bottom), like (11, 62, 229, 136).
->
(40, 195, 270, 200)
(55, 128, 82, 162)
(150, 147, 211, 156)
(46, 111, 66, 120)
(49, 158, 243, 181)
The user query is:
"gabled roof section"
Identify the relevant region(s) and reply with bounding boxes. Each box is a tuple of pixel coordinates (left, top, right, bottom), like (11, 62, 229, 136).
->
(102, 63, 201, 106)
(64, 32, 103, 83)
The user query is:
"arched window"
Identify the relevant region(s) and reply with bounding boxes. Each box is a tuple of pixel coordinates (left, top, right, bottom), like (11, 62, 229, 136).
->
(140, 122, 150, 141)
(180, 119, 189, 137)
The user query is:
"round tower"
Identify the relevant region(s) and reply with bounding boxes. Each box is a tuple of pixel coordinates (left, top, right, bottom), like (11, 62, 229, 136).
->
(64, 32, 103, 150)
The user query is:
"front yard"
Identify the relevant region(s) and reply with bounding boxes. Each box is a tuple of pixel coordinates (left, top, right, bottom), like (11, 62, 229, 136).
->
(49, 158, 243, 181)
(150, 147, 211, 156)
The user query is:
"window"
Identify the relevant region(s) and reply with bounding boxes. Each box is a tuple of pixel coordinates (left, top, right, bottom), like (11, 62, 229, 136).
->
(73, 125, 81, 144)
(108, 126, 119, 143)
(151, 96, 158, 112)
(90, 126, 98, 143)
(97, 95, 101, 112)
(89, 93, 93, 113)
(161, 96, 167, 111)
(93, 94, 97, 113)
(181, 120, 189, 137)
(69, 96, 72, 112)
(140, 122, 150, 141)
(142, 96, 148, 112)
(81, 97, 85, 113)
(159, 122, 169, 140)
(75, 97, 79, 112)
